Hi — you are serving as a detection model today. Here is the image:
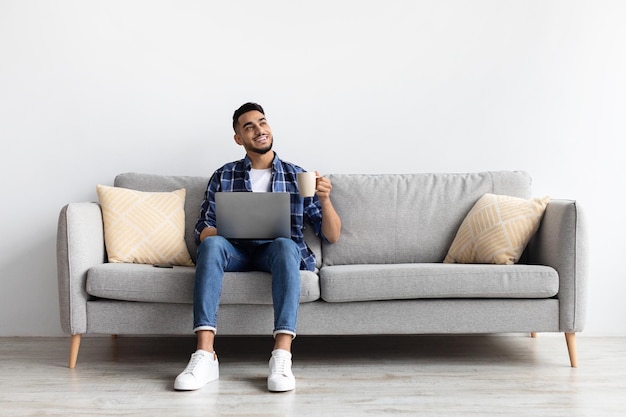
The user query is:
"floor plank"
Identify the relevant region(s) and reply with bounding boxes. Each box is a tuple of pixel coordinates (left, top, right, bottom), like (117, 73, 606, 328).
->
(0, 335, 624, 416)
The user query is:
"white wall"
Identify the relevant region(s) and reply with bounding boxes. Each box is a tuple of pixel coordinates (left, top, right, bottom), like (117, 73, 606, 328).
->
(1, 0, 624, 336)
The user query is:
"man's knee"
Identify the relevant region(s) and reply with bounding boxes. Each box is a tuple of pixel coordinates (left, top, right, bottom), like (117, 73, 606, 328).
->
(269, 238, 300, 267)
(199, 235, 229, 249)
(273, 237, 299, 255)
(197, 235, 230, 260)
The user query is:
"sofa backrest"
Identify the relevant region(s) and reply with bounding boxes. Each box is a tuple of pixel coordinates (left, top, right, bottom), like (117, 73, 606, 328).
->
(322, 171, 533, 266)
(113, 172, 322, 267)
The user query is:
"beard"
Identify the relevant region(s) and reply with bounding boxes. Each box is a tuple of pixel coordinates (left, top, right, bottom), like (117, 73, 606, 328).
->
(248, 138, 273, 155)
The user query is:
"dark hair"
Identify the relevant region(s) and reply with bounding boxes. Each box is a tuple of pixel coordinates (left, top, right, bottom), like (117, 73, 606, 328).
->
(232, 102, 265, 131)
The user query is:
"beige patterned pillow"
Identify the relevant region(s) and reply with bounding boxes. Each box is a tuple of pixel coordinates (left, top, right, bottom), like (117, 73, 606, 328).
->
(444, 193, 550, 265)
(96, 185, 194, 266)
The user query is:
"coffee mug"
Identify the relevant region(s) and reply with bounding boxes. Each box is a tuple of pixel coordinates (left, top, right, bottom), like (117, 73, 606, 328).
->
(297, 172, 317, 197)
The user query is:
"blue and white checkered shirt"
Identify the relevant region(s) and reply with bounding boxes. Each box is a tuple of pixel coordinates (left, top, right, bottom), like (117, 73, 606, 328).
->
(195, 153, 323, 271)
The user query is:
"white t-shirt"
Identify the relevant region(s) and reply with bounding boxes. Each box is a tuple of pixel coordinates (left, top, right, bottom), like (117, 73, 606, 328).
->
(250, 168, 272, 192)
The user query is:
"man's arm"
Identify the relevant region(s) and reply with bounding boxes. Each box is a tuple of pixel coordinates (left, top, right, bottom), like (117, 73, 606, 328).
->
(195, 171, 221, 244)
(315, 172, 341, 243)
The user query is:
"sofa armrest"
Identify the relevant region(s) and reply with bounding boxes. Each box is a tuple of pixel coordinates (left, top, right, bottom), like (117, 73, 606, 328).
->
(527, 199, 588, 332)
(56, 202, 106, 335)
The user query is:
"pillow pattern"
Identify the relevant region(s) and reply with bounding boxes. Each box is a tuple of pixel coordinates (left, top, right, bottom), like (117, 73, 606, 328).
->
(96, 185, 194, 266)
(443, 193, 550, 265)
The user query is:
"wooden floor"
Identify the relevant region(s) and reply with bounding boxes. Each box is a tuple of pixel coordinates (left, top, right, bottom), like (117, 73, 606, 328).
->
(1, 334, 625, 416)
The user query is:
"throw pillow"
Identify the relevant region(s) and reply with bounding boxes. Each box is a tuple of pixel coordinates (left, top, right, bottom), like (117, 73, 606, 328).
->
(443, 193, 550, 265)
(96, 185, 194, 266)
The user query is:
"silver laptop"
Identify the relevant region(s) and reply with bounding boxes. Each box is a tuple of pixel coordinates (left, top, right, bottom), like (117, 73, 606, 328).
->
(215, 192, 291, 239)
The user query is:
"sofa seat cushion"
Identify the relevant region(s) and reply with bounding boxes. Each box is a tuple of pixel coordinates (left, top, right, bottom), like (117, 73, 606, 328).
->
(319, 263, 558, 302)
(86, 263, 320, 304)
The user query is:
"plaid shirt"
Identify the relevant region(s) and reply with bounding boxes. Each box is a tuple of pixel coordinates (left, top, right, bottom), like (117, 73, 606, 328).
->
(195, 153, 323, 271)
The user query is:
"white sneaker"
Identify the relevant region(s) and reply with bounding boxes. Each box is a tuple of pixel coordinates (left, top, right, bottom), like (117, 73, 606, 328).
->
(267, 349, 296, 392)
(174, 350, 219, 391)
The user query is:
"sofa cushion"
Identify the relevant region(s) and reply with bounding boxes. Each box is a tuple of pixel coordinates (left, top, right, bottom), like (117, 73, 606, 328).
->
(319, 263, 558, 302)
(322, 171, 533, 266)
(443, 193, 550, 265)
(114, 173, 209, 263)
(96, 185, 194, 266)
(86, 263, 320, 304)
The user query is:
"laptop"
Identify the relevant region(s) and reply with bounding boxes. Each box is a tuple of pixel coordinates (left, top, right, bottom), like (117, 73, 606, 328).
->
(215, 192, 291, 239)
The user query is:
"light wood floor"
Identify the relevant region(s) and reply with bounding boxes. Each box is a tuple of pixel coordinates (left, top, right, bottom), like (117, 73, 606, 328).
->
(1, 334, 625, 416)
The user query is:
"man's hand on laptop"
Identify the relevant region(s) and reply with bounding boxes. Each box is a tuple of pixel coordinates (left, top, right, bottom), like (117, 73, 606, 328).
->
(199, 226, 218, 242)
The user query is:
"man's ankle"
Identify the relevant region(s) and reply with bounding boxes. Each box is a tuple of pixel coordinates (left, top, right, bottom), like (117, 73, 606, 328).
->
(196, 329, 215, 352)
(273, 333, 293, 352)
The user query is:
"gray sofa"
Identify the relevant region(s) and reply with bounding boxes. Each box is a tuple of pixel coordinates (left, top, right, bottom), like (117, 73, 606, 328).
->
(57, 171, 587, 368)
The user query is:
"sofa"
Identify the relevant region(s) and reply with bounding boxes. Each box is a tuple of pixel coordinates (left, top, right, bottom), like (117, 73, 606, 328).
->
(57, 170, 587, 369)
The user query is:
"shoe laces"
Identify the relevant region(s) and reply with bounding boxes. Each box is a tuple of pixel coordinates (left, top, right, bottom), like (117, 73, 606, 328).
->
(184, 351, 210, 374)
(271, 353, 291, 376)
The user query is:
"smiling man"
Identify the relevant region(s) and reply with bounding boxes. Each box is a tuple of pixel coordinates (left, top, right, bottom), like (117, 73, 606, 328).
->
(174, 102, 341, 392)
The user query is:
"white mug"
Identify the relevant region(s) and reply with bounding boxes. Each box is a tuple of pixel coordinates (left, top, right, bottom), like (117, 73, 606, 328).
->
(297, 172, 317, 197)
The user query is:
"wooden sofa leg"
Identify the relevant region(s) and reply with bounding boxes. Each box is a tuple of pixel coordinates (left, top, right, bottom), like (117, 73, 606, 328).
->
(565, 332, 578, 368)
(530, 332, 537, 338)
(69, 334, 82, 369)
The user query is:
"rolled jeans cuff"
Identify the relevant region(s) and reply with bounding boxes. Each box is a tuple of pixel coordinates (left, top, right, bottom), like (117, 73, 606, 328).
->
(194, 325, 217, 335)
(273, 329, 296, 339)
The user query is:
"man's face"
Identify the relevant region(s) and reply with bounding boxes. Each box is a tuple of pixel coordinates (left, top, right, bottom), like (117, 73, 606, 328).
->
(234, 110, 273, 155)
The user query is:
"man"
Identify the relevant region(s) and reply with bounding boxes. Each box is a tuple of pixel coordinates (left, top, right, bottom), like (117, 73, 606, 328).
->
(174, 102, 341, 392)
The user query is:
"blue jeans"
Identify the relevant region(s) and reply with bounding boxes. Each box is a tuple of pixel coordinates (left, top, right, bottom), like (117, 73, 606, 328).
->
(193, 236, 302, 337)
